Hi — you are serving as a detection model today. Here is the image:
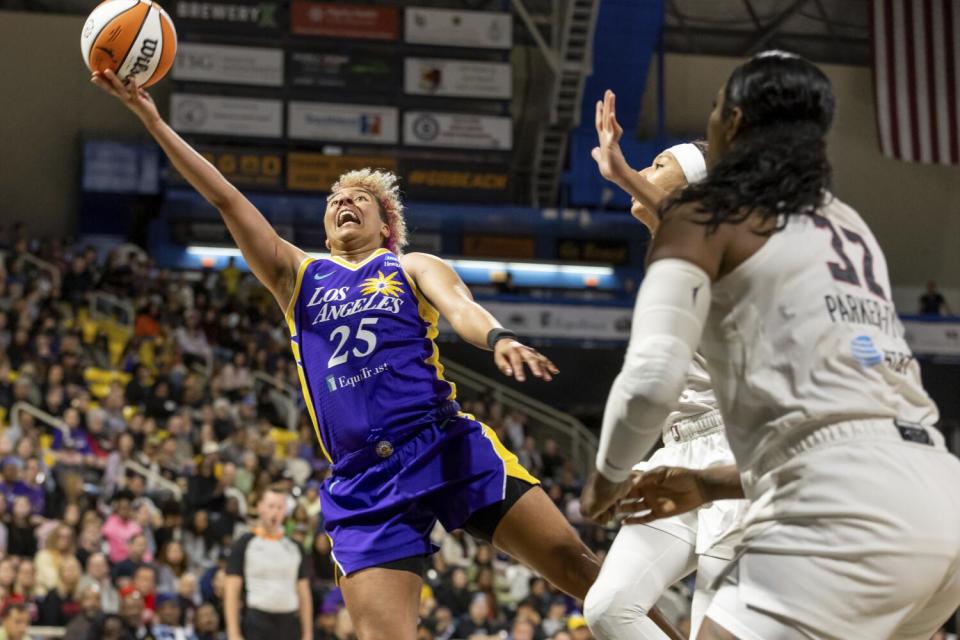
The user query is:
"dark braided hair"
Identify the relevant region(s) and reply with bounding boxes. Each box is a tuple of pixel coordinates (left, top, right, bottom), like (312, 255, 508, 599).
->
(662, 51, 835, 233)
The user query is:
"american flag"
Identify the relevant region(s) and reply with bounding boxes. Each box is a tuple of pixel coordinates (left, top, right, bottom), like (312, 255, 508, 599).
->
(872, 0, 960, 165)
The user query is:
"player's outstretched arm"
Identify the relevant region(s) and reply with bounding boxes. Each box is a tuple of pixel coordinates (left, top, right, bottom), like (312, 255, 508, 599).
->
(90, 69, 305, 309)
(591, 90, 669, 218)
(400, 252, 559, 383)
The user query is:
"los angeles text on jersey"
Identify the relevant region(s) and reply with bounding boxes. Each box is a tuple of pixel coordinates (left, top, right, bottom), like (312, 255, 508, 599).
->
(823, 293, 901, 338)
(306, 284, 404, 325)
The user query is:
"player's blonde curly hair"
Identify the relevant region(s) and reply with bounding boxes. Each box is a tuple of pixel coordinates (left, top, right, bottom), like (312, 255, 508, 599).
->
(330, 168, 407, 253)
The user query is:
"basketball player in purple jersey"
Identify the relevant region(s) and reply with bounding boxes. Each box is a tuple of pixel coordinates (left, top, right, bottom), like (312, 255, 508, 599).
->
(91, 70, 686, 640)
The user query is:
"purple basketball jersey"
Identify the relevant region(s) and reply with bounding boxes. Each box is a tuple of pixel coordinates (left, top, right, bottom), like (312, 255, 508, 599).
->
(285, 249, 456, 463)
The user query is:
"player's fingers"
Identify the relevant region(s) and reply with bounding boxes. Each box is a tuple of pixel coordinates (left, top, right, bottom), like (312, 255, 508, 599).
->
(508, 348, 525, 382)
(595, 100, 603, 134)
(520, 350, 544, 379)
(493, 350, 513, 378)
(543, 356, 559, 375)
(103, 68, 126, 93)
(591, 147, 602, 164)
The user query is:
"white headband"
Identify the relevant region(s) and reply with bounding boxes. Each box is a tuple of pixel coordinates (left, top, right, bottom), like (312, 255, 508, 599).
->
(665, 143, 707, 184)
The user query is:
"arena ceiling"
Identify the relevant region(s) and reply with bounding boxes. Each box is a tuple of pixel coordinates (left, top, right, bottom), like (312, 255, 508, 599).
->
(664, 0, 872, 66)
(5, 0, 872, 66)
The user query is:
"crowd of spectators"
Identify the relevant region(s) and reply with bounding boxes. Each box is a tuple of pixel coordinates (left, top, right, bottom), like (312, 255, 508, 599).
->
(0, 232, 666, 640)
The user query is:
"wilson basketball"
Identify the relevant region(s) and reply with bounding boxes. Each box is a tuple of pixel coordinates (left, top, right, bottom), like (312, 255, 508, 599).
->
(80, 0, 177, 88)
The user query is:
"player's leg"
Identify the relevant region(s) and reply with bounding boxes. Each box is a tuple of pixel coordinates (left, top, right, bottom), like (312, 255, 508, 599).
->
(689, 555, 729, 639)
(582, 524, 697, 639)
(339, 560, 424, 640)
(484, 482, 600, 598)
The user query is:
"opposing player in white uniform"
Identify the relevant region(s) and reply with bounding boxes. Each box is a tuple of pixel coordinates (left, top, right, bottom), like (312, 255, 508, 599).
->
(582, 91, 745, 640)
(580, 51, 960, 640)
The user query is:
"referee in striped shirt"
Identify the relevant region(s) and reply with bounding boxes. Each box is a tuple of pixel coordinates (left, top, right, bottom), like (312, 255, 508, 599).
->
(225, 484, 313, 640)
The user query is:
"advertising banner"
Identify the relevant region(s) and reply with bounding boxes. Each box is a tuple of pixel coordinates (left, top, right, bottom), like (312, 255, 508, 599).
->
(169, 146, 283, 189)
(404, 7, 512, 49)
(462, 234, 535, 259)
(903, 319, 960, 357)
(291, 1, 398, 40)
(82, 141, 160, 194)
(173, 1, 281, 32)
(441, 302, 633, 341)
(403, 111, 512, 150)
(402, 160, 511, 203)
(556, 238, 630, 265)
(288, 102, 399, 144)
(170, 94, 283, 138)
(404, 58, 511, 99)
(288, 50, 397, 91)
(287, 153, 397, 191)
(173, 43, 283, 86)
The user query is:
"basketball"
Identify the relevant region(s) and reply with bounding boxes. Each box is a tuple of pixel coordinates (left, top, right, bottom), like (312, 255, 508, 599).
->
(80, 0, 176, 88)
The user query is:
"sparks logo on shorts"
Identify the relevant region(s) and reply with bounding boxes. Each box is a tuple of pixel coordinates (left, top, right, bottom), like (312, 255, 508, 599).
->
(325, 375, 337, 391)
(851, 335, 883, 367)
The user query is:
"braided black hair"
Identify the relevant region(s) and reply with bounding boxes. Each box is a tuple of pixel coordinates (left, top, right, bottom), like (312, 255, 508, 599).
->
(662, 51, 835, 232)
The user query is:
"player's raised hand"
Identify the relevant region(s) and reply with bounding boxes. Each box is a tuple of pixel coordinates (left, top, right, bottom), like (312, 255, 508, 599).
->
(617, 466, 710, 525)
(591, 90, 634, 190)
(91, 69, 161, 126)
(493, 340, 559, 383)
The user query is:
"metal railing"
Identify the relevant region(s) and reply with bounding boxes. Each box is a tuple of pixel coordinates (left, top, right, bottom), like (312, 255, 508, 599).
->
(11, 402, 70, 442)
(89, 291, 135, 328)
(253, 370, 299, 430)
(122, 459, 182, 499)
(15, 253, 61, 290)
(441, 359, 598, 476)
(25, 627, 65, 638)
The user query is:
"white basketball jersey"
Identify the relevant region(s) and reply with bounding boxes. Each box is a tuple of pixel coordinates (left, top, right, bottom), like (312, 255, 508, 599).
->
(699, 196, 938, 470)
(661, 355, 719, 440)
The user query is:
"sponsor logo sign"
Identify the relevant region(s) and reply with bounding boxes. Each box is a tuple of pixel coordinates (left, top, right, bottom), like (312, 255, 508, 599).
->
(557, 238, 630, 265)
(462, 234, 535, 259)
(404, 58, 511, 99)
(288, 50, 397, 91)
(288, 102, 399, 144)
(82, 141, 160, 194)
(170, 94, 283, 138)
(169, 147, 283, 188)
(174, 1, 280, 31)
(402, 160, 510, 203)
(469, 302, 633, 341)
(173, 43, 283, 86)
(403, 111, 512, 150)
(286, 153, 398, 191)
(404, 7, 512, 49)
(291, 1, 398, 40)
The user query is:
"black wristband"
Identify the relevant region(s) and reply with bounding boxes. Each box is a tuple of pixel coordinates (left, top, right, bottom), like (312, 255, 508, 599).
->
(486, 328, 518, 350)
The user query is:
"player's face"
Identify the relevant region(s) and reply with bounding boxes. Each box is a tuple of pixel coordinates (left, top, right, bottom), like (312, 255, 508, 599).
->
(324, 188, 390, 251)
(706, 85, 742, 168)
(631, 152, 688, 219)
